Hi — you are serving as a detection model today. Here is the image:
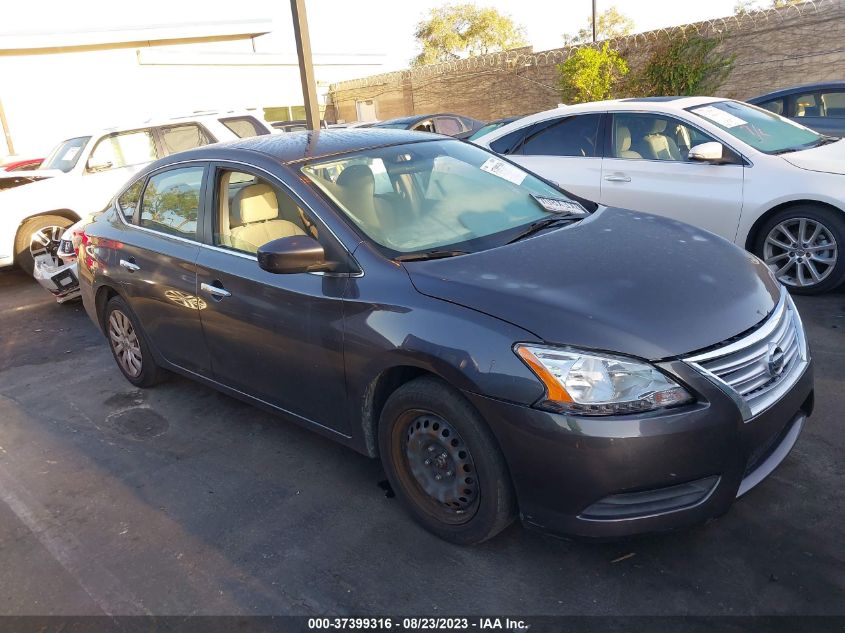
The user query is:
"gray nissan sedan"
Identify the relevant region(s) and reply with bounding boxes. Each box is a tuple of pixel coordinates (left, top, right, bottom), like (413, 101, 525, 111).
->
(78, 130, 813, 544)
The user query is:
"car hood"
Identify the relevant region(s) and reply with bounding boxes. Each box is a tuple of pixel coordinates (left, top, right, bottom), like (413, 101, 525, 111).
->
(404, 208, 780, 360)
(782, 139, 845, 175)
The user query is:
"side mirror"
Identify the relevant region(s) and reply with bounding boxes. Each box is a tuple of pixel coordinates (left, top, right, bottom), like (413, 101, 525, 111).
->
(257, 235, 332, 274)
(87, 157, 113, 173)
(688, 142, 724, 163)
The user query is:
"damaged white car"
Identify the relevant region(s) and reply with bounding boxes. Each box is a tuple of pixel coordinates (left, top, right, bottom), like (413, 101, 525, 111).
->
(33, 217, 89, 303)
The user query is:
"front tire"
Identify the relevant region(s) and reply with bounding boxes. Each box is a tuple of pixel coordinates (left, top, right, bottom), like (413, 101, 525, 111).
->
(378, 376, 516, 545)
(104, 296, 166, 387)
(754, 204, 845, 294)
(14, 215, 74, 276)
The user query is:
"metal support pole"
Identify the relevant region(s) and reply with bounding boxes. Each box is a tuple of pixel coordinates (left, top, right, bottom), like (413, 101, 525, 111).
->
(592, 0, 597, 43)
(290, 0, 320, 131)
(0, 98, 14, 156)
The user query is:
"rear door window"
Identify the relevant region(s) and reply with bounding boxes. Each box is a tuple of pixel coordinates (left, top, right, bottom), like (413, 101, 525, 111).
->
(791, 93, 821, 118)
(219, 116, 269, 138)
(157, 124, 215, 155)
(520, 114, 602, 157)
(433, 117, 463, 135)
(139, 166, 205, 239)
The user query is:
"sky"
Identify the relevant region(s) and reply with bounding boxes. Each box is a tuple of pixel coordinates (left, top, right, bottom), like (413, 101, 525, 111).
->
(3, 0, 746, 72)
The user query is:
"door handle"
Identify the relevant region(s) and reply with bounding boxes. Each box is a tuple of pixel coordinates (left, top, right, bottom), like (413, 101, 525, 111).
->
(604, 174, 631, 183)
(119, 258, 140, 272)
(201, 282, 232, 298)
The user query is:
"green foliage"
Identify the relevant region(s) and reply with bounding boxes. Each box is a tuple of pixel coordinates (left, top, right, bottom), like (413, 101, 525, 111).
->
(637, 36, 734, 96)
(557, 43, 629, 104)
(563, 7, 635, 45)
(411, 4, 527, 66)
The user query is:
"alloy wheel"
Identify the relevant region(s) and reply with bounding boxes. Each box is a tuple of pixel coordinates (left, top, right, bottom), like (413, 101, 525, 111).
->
(29, 225, 65, 264)
(401, 411, 479, 523)
(763, 217, 837, 288)
(108, 310, 142, 378)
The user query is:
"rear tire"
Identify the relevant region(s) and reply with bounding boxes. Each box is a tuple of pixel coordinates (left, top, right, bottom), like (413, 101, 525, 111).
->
(378, 376, 516, 545)
(753, 204, 845, 295)
(104, 296, 166, 388)
(14, 215, 74, 276)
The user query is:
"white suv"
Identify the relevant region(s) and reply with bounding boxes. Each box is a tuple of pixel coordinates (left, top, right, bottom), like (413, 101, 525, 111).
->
(0, 111, 274, 274)
(474, 97, 845, 294)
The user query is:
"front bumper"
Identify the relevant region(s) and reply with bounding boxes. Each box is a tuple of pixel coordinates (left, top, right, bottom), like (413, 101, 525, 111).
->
(465, 357, 814, 540)
(33, 257, 80, 303)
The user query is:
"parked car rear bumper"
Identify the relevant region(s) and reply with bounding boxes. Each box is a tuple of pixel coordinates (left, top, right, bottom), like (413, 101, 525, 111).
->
(464, 358, 814, 540)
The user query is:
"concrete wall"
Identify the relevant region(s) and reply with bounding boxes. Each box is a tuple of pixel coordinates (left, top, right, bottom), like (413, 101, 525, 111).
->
(328, 0, 845, 123)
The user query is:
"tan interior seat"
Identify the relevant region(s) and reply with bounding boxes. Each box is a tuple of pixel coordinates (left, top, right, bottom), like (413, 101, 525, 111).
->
(334, 164, 383, 231)
(615, 125, 642, 159)
(227, 183, 305, 252)
(641, 119, 682, 160)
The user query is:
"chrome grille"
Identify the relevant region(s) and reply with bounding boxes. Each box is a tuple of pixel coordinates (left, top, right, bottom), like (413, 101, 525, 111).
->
(684, 289, 808, 420)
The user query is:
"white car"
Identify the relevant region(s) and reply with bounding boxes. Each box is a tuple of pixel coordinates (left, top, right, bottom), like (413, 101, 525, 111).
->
(474, 97, 845, 294)
(1, 111, 274, 275)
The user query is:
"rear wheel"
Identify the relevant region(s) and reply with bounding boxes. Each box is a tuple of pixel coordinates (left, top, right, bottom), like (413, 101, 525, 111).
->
(104, 296, 166, 387)
(754, 205, 845, 294)
(14, 215, 74, 276)
(378, 376, 516, 545)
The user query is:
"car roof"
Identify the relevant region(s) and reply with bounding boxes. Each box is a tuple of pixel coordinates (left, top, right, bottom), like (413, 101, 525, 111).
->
(748, 80, 845, 102)
(59, 110, 266, 143)
(474, 96, 726, 142)
(172, 128, 445, 165)
(375, 113, 470, 125)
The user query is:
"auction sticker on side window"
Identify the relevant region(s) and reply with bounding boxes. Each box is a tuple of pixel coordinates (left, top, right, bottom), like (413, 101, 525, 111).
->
(693, 106, 747, 128)
(480, 157, 526, 185)
(531, 194, 588, 215)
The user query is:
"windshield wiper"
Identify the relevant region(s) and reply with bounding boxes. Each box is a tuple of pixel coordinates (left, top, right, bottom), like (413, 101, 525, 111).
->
(506, 216, 574, 244)
(772, 135, 840, 154)
(394, 249, 470, 262)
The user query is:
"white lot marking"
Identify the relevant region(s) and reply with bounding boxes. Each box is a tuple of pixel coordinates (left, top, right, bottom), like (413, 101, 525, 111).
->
(0, 461, 151, 616)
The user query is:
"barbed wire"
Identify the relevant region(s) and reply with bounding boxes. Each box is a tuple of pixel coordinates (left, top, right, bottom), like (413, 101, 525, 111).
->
(329, 0, 834, 92)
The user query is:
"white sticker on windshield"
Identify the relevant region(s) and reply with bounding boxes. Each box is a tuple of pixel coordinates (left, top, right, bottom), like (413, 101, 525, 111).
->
(531, 195, 588, 215)
(480, 157, 526, 185)
(694, 105, 747, 128)
(61, 147, 81, 161)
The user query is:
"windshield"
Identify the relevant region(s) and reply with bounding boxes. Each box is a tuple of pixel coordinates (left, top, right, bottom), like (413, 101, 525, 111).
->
(468, 122, 506, 141)
(688, 101, 823, 154)
(41, 136, 91, 172)
(301, 139, 577, 255)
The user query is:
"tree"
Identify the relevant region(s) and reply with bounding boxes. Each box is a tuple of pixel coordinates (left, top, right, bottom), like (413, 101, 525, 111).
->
(735, 0, 807, 13)
(411, 4, 527, 66)
(563, 7, 634, 45)
(557, 42, 629, 103)
(637, 35, 734, 96)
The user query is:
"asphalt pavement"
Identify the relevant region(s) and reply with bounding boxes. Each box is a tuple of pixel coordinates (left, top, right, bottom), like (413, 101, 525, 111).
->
(0, 267, 842, 617)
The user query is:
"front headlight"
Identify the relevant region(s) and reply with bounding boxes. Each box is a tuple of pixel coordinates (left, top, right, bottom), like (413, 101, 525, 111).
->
(515, 345, 693, 416)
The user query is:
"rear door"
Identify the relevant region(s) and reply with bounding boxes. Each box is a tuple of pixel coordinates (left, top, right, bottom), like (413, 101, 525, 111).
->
(495, 113, 604, 202)
(194, 163, 350, 434)
(600, 112, 745, 241)
(110, 164, 211, 375)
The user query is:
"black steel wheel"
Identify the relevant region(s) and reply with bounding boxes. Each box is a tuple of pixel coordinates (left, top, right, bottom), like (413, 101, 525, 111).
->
(401, 410, 480, 523)
(379, 376, 516, 544)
